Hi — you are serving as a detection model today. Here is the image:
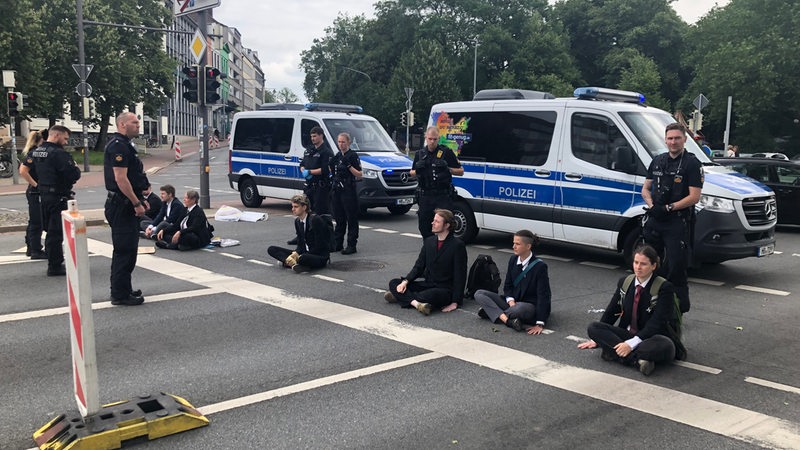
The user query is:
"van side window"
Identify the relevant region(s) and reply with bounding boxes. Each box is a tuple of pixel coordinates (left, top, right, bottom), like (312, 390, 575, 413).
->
(571, 113, 633, 171)
(455, 111, 556, 166)
(301, 119, 322, 148)
(232, 118, 293, 153)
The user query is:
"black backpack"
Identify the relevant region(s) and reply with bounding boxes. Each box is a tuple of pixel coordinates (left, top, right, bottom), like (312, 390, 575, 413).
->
(465, 254, 502, 298)
(314, 214, 337, 253)
(620, 275, 687, 361)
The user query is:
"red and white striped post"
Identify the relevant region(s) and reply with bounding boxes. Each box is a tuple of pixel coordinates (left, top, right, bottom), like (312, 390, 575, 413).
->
(174, 140, 182, 161)
(62, 200, 99, 417)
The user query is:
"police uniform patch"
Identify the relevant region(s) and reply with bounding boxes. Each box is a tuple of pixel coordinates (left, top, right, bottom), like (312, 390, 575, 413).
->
(436, 150, 443, 159)
(115, 154, 123, 162)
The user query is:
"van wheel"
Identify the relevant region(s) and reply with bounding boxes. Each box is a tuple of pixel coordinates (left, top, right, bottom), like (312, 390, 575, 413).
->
(240, 178, 263, 208)
(452, 200, 478, 243)
(387, 205, 412, 215)
(622, 229, 643, 268)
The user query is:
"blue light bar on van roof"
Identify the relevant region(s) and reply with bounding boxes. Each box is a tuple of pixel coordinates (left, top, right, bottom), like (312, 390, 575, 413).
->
(304, 102, 364, 113)
(574, 87, 645, 104)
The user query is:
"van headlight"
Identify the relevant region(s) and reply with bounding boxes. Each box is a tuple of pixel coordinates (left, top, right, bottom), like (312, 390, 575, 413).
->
(362, 168, 380, 179)
(696, 195, 735, 213)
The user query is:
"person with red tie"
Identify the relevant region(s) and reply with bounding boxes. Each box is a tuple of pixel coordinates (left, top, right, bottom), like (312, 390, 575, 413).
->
(578, 244, 677, 376)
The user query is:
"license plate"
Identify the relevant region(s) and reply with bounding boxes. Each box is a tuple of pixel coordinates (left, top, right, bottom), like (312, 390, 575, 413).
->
(758, 244, 775, 257)
(396, 197, 414, 205)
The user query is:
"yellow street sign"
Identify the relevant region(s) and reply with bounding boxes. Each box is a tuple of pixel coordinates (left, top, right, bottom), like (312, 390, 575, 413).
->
(190, 29, 206, 64)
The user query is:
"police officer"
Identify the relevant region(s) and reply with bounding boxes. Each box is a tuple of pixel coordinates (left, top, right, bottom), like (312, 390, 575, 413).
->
(411, 126, 463, 238)
(19, 130, 46, 259)
(641, 123, 703, 313)
(30, 125, 81, 276)
(330, 132, 362, 254)
(104, 112, 148, 306)
(300, 126, 334, 215)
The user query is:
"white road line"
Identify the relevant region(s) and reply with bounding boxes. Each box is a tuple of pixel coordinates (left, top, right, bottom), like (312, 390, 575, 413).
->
(674, 361, 722, 375)
(201, 248, 215, 252)
(0, 288, 220, 324)
(401, 233, 422, 238)
(80, 239, 800, 447)
(773, 251, 783, 255)
(220, 252, 243, 259)
(354, 284, 385, 293)
(579, 261, 619, 270)
(688, 277, 725, 287)
(312, 274, 343, 283)
(198, 352, 445, 416)
(373, 228, 398, 234)
(744, 377, 800, 395)
(470, 245, 494, 249)
(566, 335, 588, 343)
(248, 259, 273, 267)
(537, 254, 573, 262)
(358, 225, 372, 229)
(793, 253, 800, 258)
(734, 285, 791, 296)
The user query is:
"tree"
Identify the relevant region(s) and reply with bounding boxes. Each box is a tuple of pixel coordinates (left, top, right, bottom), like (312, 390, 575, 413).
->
(276, 88, 299, 104)
(683, 0, 800, 152)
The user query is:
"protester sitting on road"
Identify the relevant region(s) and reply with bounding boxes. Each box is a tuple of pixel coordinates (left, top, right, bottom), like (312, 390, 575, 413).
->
(140, 182, 162, 228)
(267, 194, 331, 273)
(577, 244, 677, 376)
(384, 208, 467, 315)
(474, 230, 551, 334)
(156, 190, 213, 251)
(142, 184, 185, 239)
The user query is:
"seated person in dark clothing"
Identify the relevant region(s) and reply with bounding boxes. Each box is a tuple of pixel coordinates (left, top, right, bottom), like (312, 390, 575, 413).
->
(139, 182, 162, 230)
(474, 229, 551, 334)
(142, 184, 185, 239)
(267, 194, 331, 273)
(156, 190, 213, 250)
(384, 208, 467, 315)
(577, 244, 678, 376)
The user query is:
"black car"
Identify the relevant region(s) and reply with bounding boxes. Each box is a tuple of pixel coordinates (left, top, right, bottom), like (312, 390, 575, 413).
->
(715, 157, 800, 225)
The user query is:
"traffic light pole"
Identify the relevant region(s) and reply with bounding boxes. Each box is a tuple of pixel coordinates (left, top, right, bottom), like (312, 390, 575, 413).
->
(77, 0, 90, 173)
(6, 90, 19, 184)
(198, 11, 210, 209)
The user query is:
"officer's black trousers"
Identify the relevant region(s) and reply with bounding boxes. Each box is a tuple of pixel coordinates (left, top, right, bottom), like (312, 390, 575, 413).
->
(40, 194, 66, 269)
(587, 321, 676, 364)
(332, 187, 359, 248)
(305, 183, 331, 215)
(25, 189, 43, 252)
(105, 199, 139, 300)
(417, 193, 454, 238)
(643, 215, 691, 312)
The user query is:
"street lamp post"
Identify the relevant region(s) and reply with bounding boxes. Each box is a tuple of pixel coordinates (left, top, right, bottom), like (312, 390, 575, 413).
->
(472, 37, 479, 97)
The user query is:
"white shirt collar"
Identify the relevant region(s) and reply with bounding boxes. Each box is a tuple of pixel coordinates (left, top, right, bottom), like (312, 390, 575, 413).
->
(517, 253, 533, 267)
(635, 274, 653, 288)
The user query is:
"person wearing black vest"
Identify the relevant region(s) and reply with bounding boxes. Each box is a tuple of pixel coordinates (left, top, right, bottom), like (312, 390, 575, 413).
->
(578, 244, 677, 376)
(18, 130, 46, 260)
(474, 230, 551, 333)
(29, 125, 81, 275)
(411, 126, 463, 238)
(330, 132, 362, 254)
(300, 126, 334, 215)
(641, 123, 703, 314)
(104, 112, 148, 306)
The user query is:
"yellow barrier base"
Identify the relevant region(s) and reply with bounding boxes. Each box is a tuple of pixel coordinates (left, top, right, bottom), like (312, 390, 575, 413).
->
(33, 393, 209, 449)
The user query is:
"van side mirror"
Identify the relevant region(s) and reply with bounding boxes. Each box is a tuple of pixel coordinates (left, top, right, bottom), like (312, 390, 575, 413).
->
(611, 145, 640, 174)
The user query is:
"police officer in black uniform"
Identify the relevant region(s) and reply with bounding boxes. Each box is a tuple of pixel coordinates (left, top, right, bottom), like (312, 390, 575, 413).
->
(300, 126, 334, 215)
(19, 130, 46, 260)
(104, 112, 148, 306)
(411, 126, 464, 238)
(30, 125, 81, 275)
(330, 132, 362, 254)
(642, 123, 703, 313)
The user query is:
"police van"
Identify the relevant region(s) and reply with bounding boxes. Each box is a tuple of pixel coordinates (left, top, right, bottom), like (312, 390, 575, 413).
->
(227, 103, 417, 214)
(429, 87, 777, 264)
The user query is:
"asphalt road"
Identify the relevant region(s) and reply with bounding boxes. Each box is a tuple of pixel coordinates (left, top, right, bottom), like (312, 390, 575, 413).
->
(1, 151, 799, 449)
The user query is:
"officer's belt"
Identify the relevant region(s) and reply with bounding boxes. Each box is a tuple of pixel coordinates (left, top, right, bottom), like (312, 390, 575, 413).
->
(107, 191, 131, 204)
(38, 185, 67, 195)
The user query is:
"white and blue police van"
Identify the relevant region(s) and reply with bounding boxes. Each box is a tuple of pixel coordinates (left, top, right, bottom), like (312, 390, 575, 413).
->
(227, 103, 417, 214)
(429, 87, 777, 264)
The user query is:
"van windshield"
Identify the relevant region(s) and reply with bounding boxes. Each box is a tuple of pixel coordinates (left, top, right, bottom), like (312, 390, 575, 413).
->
(619, 111, 711, 163)
(323, 118, 398, 153)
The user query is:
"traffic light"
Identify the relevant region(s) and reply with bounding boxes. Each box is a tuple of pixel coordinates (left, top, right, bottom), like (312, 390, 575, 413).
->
(7, 92, 20, 116)
(204, 66, 221, 104)
(400, 111, 407, 127)
(408, 112, 415, 126)
(182, 66, 199, 103)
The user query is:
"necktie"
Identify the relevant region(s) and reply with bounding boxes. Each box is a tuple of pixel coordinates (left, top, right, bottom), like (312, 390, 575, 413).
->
(630, 285, 642, 335)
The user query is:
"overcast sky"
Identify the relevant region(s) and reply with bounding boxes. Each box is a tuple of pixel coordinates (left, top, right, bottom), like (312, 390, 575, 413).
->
(213, 0, 730, 102)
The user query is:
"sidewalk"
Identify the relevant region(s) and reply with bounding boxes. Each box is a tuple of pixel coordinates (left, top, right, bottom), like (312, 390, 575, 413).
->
(0, 139, 207, 232)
